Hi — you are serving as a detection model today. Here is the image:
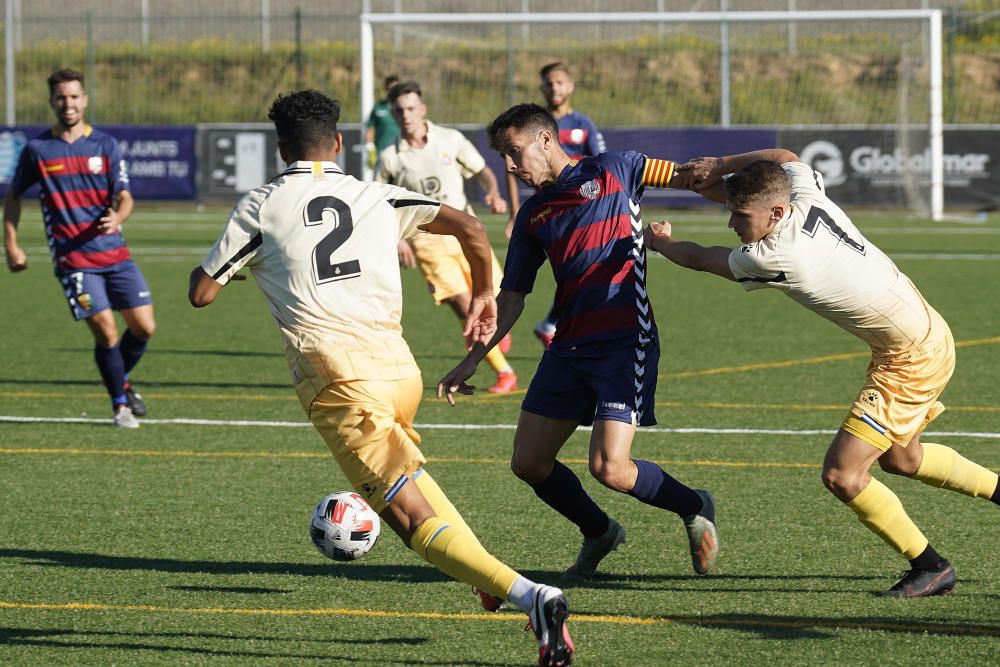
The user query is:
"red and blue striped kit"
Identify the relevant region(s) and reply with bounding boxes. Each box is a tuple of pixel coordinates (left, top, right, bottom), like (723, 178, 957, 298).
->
(10, 125, 131, 275)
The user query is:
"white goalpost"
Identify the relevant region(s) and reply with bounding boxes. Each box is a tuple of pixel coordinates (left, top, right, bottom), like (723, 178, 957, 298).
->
(360, 9, 944, 220)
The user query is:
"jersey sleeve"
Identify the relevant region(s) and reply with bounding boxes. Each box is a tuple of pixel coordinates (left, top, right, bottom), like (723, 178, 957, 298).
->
(201, 188, 266, 285)
(727, 243, 786, 292)
(454, 134, 486, 179)
(106, 136, 130, 194)
(583, 115, 606, 155)
(8, 143, 39, 195)
(604, 151, 650, 200)
(500, 206, 547, 294)
(375, 149, 394, 184)
(381, 182, 441, 240)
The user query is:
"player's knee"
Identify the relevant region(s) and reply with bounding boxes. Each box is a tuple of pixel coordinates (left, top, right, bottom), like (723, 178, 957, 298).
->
(131, 318, 156, 339)
(822, 466, 865, 500)
(589, 459, 631, 492)
(510, 457, 546, 484)
(877, 456, 916, 477)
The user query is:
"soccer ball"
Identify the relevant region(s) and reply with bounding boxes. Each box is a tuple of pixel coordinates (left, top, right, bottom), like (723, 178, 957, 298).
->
(309, 491, 381, 561)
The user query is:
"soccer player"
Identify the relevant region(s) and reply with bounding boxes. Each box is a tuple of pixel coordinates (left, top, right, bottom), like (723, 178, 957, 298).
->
(439, 104, 720, 581)
(3, 68, 153, 429)
(364, 74, 400, 172)
(188, 90, 574, 666)
(645, 148, 1000, 597)
(377, 80, 517, 394)
(505, 62, 607, 348)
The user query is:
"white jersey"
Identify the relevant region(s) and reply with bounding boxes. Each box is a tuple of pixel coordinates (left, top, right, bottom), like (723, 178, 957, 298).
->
(376, 120, 485, 256)
(728, 161, 937, 353)
(201, 161, 440, 389)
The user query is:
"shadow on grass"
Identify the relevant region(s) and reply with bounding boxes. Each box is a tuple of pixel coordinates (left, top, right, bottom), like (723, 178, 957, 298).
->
(0, 627, 498, 664)
(0, 548, 455, 582)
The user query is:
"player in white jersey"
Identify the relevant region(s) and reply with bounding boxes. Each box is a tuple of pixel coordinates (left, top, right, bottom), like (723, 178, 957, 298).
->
(377, 80, 518, 394)
(188, 90, 574, 666)
(644, 148, 1000, 598)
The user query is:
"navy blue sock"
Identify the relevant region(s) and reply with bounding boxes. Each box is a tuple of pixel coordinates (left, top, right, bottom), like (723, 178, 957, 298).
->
(118, 329, 149, 376)
(531, 460, 609, 538)
(94, 344, 127, 408)
(628, 459, 702, 517)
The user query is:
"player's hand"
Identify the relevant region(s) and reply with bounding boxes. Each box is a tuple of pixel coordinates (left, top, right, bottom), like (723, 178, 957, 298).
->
(463, 292, 497, 345)
(366, 143, 377, 170)
(397, 239, 417, 269)
(484, 192, 508, 215)
(97, 208, 125, 234)
(4, 244, 27, 272)
(643, 221, 673, 251)
(678, 157, 721, 192)
(437, 358, 479, 407)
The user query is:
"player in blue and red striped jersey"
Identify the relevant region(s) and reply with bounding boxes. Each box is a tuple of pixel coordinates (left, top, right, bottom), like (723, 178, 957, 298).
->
(439, 104, 720, 581)
(3, 68, 155, 429)
(506, 62, 608, 348)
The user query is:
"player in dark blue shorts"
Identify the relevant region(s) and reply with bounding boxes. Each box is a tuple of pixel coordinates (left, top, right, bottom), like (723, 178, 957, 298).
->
(3, 68, 155, 428)
(439, 103, 719, 580)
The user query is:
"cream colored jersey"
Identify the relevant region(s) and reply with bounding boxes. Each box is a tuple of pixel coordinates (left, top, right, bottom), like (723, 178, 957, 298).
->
(728, 161, 936, 353)
(201, 161, 441, 400)
(376, 120, 485, 256)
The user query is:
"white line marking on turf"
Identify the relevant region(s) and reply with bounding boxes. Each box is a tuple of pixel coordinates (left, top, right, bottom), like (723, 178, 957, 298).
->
(2, 415, 998, 439)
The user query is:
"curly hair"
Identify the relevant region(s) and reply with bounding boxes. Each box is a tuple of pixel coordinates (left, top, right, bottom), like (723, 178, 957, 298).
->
(724, 160, 791, 208)
(486, 103, 558, 152)
(268, 90, 340, 157)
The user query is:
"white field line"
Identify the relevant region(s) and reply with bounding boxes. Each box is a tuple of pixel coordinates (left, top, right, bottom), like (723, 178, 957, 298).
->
(1, 414, 998, 439)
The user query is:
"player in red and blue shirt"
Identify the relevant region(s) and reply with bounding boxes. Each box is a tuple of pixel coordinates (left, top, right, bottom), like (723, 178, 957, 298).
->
(439, 104, 720, 580)
(3, 69, 154, 428)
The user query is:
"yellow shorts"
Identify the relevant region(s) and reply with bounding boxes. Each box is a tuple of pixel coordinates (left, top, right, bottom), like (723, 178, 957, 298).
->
(307, 374, 426, 513)
(843, 311, 955, 452)
(414, 244, 504, 304)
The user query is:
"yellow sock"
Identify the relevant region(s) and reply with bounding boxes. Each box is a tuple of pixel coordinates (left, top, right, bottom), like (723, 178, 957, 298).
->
(410, 517, 519, 602)
(846, 477, 928, 559)
(913, 443, 999, 499)
(414, 470, 478, 542)
(484, 346, 512, 374)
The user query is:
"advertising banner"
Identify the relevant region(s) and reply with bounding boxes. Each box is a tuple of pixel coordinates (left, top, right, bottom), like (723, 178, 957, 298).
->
(779, 128, 999, 210)
(0, 125, 196, 199)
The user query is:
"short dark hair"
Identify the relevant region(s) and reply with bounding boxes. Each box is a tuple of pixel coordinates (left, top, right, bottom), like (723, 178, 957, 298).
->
(267, 90, 340, 156)
(724, 160, 792, 208)
(383, 74, 400, 89)
(47, 68, 85, 96)
(486, 103, 559, 152)
(387, 80, 421, 104)
(539, 61, 570, 79)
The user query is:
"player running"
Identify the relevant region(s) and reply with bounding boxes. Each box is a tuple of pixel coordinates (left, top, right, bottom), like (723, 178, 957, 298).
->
(189, 90, 573, 665)
(440, 103, 720, 581)
(3, 68, 154, 428)
(645, 148, 1000, 597)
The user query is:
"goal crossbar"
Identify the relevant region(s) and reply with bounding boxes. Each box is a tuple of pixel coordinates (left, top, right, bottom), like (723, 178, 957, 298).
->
(360, 10, 944, 219)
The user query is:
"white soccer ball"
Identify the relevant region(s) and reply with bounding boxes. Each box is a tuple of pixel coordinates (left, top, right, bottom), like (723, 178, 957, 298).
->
(309, 491, 381, 561)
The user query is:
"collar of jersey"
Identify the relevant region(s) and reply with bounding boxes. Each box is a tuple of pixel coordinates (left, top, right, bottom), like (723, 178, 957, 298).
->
(398, 120, 437, 152)
(49, 123, 93, 141)
(284, 160, 344, 175)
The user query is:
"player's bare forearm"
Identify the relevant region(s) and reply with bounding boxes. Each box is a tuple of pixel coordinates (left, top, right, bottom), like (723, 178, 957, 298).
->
(716, 149, 799, 175)
(3, 192, 27, 272)
(475, 167, 507, 214)
(437, 290, 525, 406)
(188, 266, 224, 307)
(644, 221, 735, 281)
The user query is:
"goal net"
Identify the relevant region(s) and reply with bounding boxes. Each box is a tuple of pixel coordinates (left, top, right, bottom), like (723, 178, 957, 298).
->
(360, 11, 943, 218)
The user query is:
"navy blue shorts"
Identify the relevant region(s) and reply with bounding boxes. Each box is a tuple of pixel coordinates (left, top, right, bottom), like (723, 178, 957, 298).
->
(521, 338, 659, 427)
(58, 261, 153, 321)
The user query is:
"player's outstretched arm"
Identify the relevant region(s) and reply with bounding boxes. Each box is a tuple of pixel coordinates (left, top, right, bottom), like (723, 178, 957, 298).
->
(3, 190, 27, 272)
(644, 221, 736, 281)
(437, 289, 526, 406)
(419, 204, 497, 343)
(188, 266, 225, 307)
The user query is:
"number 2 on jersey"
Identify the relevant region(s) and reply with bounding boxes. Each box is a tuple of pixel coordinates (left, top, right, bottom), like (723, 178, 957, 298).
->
(306, 196, 361, 284)
(802, 205, 865, 254)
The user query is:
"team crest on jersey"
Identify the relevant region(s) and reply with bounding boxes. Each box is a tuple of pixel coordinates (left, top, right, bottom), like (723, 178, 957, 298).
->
(77, 293, 94, 311)
(440, 153, 452, 166)
(87, 156, 103, 174)
(579, 179, 601, 200)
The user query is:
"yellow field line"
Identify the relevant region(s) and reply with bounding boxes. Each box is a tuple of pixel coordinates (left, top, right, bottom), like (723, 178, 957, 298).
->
(1, 600, 997, 637)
